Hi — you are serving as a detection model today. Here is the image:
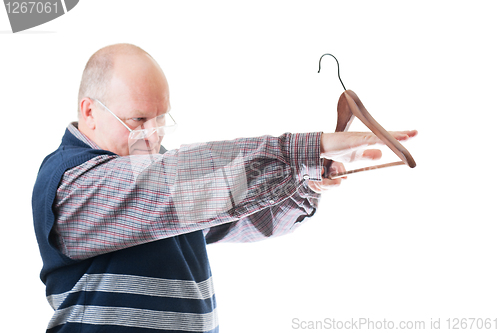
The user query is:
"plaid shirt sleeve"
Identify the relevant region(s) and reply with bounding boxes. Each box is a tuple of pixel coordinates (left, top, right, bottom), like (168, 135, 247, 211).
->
(54, 126, 323, 260)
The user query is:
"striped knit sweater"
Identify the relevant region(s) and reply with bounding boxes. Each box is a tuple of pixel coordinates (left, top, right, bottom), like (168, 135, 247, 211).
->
(32, 127, 322, 332)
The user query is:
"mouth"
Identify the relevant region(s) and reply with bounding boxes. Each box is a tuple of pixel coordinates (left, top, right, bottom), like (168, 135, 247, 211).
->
(134, 148, 158, 153)
(129, 141, 160, 154)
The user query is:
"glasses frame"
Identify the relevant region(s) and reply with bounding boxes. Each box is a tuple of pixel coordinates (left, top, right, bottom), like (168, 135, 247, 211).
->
(93, 98, 177, 138)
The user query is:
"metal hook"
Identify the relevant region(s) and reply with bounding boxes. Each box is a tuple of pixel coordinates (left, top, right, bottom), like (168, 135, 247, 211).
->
(317, 53, 346, 91)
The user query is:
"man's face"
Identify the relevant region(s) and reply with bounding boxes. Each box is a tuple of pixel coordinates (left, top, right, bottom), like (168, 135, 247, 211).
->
(92, 54, 171, 156)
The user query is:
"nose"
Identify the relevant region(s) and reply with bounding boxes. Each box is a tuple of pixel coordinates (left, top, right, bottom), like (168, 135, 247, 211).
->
(142, 118, 161, 145)
(145, 128, 160, 144)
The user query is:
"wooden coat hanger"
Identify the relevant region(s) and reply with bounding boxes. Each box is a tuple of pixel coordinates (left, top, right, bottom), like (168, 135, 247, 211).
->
(318, 54, 416, 180)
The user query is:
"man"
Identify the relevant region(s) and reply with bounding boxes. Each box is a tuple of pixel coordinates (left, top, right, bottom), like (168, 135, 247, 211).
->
(32, 43, 417, 332)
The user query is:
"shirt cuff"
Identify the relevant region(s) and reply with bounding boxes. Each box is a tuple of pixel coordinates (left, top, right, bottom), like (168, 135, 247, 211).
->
(289, 132, 323, 182)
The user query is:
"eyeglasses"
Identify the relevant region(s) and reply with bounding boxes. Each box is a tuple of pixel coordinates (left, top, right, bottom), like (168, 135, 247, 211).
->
(93, 99, 177, 140)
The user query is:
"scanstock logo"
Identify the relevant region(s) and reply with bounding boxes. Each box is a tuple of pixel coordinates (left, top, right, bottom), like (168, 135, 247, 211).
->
(3, 0, 79, 33)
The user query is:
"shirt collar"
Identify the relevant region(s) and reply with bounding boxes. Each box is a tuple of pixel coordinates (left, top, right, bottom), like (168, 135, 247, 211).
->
(67, 122, 101, 150)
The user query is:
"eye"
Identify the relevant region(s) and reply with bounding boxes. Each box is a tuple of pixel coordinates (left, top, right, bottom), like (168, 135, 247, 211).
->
(131, 117, 146, 122)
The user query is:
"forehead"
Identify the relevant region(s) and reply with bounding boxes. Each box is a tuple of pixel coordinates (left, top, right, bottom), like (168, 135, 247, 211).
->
(128, 102, 171, 118)
(108, 93, 170, 118)
(107, 52, 170, 112)
(107, 77, 170, 117)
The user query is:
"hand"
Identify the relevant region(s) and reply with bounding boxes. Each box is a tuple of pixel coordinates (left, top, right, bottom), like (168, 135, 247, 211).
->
(320, 130, 417, 162)
(308, 130, 418, 193)
(308, 159, 348, 193)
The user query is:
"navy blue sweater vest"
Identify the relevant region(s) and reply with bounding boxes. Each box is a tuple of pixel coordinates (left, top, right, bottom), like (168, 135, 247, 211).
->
(32, 129, 218, 332)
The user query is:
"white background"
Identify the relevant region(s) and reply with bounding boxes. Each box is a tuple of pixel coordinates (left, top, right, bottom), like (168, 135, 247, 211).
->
(1, 1, 499, 332)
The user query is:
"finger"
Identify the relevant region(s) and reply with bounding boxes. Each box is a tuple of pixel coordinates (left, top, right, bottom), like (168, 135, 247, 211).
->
(320, 177, 343, 188)
(321, 130, 418, 159)
(308, 177, 344, 193)
(321, 159, 332, 178)
(361, 149, 382, 160)
(308, 181, 322, 193)
(363, 130, 418, 145)
(310, 179, 342, 192)
(326, 161, 348, 179)
(388, 130, 418, 142)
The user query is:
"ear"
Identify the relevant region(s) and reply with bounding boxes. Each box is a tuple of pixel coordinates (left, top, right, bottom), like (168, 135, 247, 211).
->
(79, 97, 97, 130)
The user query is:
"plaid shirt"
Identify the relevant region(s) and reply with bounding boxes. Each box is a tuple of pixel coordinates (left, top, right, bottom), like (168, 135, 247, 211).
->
(53, 123, 323, 260)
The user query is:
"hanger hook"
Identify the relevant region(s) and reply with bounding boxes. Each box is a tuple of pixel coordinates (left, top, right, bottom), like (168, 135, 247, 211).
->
(318, 53, 346, 91)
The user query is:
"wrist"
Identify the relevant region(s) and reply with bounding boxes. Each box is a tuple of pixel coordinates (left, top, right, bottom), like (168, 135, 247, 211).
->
(320, 132, 333, 156)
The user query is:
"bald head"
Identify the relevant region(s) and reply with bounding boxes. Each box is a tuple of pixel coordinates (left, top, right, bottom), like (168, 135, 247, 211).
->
(77, 43, 162, 116)
(77, 44, 171, 156)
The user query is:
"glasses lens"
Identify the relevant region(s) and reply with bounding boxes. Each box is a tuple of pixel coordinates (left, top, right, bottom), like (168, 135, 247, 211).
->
(128, 113, 177, 140)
